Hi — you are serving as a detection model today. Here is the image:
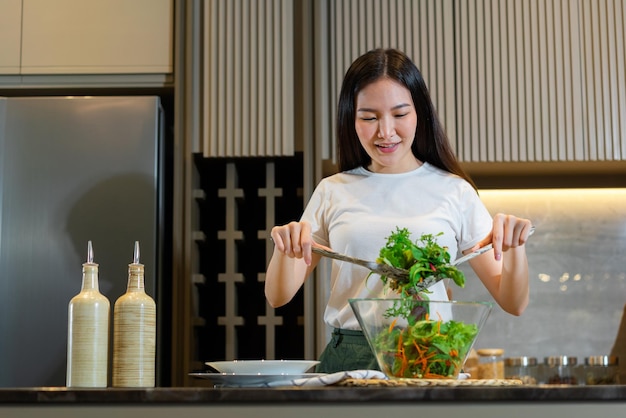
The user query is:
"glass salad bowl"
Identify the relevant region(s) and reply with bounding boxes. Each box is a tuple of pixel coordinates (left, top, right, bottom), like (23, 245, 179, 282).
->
(349, 298, 493, 379)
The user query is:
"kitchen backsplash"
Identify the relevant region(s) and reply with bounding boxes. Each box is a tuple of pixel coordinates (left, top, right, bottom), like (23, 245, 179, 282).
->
(456, 188, 626, 375)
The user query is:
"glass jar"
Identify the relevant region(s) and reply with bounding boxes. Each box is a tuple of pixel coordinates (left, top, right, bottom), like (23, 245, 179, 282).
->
(504, 356, 538, 385)
(476, 348, 505, 379)
(579, 356, 619, 385)
(543, 356, 578, 385)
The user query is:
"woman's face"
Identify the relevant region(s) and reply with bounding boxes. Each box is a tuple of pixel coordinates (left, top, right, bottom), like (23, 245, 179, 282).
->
(354, 77, 419, 173)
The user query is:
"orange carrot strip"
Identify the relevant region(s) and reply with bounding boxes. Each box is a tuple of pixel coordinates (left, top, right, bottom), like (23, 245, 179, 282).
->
(423, 372, 448, 379)
(388, 318, 397, 333)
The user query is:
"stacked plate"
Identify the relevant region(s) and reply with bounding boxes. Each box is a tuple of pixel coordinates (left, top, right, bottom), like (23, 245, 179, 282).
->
(189, 360, 322, 387)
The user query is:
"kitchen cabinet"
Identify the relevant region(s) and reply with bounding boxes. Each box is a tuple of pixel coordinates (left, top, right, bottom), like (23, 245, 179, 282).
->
(579, 0, 626, 161)
(21, 0, 172, 75)
(313, 0, 457, 163)
(316, 0, 625, 163)
(0, 0, 172, 84)
(193, 0, 295, 157)
(0, 0, 22, 75)
(454, 0, 584, 162)
(455, 0, 625, 163)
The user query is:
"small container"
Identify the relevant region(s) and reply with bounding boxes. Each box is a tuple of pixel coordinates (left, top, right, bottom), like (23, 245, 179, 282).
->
(476, 348, 505, 379)
(504, 356, 538, 385)
(543, 356, 578, 385)
(580, 356, 619, 385)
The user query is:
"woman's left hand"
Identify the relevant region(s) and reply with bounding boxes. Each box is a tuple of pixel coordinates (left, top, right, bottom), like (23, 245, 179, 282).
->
(469, 214, 533, 315)
(472, 214, 533, 261)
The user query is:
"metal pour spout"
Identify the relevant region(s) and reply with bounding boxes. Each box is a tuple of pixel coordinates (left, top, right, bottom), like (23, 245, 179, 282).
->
(133, 241, 140, 264)
(87, 240, 94, 264)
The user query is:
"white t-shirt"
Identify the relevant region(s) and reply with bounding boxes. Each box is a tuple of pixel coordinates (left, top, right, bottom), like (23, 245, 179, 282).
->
(300, 162, 493, 330)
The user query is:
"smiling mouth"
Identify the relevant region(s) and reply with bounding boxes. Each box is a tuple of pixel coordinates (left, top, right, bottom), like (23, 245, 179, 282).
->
(376, 142, 399, 149)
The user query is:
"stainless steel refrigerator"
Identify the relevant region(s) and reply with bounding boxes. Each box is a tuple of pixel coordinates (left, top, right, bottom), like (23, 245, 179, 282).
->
(0, 96, 168, 387)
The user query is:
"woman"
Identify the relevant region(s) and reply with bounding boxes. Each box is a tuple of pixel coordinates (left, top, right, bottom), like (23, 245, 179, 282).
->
(265, 48, 533, 373)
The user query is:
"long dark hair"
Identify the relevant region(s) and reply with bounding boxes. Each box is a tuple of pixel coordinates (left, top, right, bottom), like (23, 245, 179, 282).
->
(336, 48, 476, 189)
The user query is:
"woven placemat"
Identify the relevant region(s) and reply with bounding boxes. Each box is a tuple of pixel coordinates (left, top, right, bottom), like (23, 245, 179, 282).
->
(336, 378, 524, 387)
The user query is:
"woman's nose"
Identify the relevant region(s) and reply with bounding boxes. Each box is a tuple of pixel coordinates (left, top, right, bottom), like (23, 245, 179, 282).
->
(377, 118, 395, 139)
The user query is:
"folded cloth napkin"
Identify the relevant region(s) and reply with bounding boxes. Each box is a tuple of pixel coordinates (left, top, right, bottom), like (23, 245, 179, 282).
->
(267, 369, 387, 387)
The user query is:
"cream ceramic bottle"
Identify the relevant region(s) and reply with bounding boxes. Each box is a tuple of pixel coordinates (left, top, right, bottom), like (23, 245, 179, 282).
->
(112, 241, 156, 387)
(66, 241, 110, 388)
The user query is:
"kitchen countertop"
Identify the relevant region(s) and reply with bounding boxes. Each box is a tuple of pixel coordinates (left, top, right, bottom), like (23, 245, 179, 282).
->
(2, 383, 626, 402)
(2, 385, 626, 418)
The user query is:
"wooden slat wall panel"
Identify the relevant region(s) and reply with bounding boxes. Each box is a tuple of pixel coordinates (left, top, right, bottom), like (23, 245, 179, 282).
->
(322, 0, 625, 163)
(455, 0, 586, 162)
(195, 0, 624, 161)
(322, 0, 596, 163)
(201, 0, 294, 157)
(580, 0, 626, 160)
(323, 0, 456, 162)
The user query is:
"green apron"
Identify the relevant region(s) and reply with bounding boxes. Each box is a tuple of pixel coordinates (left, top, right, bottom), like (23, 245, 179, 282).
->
(315, 328, 380, 373)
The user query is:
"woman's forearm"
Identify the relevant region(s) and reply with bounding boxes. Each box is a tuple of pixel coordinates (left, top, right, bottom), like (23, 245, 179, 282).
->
(497, 246, 529, 316)
(264, 247, 316, 308)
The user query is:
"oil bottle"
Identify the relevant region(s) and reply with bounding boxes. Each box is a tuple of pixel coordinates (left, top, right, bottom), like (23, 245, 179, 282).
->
(112, 241, 156, 387)
(66, 241, 110, 388)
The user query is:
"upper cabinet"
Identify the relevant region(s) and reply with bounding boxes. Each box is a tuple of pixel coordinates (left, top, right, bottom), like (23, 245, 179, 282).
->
(21, 0, 172, 75)
(189, 0, 295, 157)
(314, 0, 625, 163)
(0, 0, 22, 75)
(0, 0, 172, 86)
(313, 0, 458, 163)
(578, 0, 626, 161)
(454, 0, 625, 163)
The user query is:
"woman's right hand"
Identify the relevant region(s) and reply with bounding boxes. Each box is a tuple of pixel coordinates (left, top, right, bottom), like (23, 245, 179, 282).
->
(265, 221, 322, 308)
(270, 221, 315, 265)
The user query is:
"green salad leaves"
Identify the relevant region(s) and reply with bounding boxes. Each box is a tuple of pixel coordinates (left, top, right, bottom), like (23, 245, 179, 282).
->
(369, 227, 479, 379)
(373, 309, 479, 378)
(376, 227, 466, 297)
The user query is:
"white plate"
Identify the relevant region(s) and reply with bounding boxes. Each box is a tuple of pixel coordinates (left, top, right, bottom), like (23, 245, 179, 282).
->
(205, 359, 319, 375)
(189, 372, 325, 387)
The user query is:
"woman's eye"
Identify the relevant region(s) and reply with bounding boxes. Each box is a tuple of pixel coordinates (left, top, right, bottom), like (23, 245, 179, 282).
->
(360, 117, 377, 121)
(394, 113, 408, 118)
